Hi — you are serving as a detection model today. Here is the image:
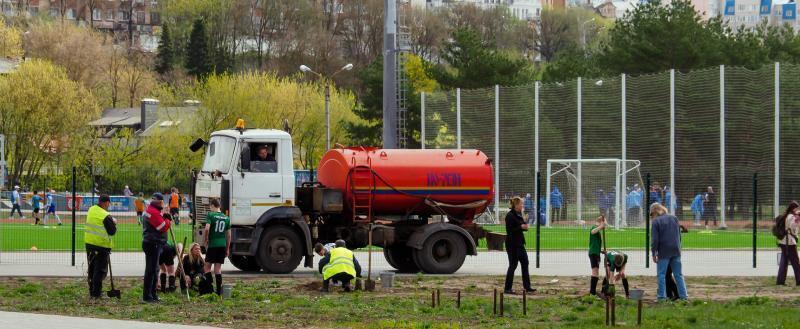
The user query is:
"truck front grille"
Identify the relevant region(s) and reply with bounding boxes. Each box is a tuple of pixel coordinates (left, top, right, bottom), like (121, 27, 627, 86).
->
(194, 196, 211, 226)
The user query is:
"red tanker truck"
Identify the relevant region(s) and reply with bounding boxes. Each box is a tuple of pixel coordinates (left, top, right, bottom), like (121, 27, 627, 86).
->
(190, 126, 500, 274)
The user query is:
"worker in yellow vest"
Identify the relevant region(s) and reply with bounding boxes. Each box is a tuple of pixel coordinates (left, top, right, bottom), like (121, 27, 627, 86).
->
(318, 240, 361, 292)
(85, 195, 117, 299)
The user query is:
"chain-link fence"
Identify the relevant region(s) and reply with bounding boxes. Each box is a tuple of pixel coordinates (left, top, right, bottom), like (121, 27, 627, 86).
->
(0, 166, 195, 265)
(422, 64, 791, 266)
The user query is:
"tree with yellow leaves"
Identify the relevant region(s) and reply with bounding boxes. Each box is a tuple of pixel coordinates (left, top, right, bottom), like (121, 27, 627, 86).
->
(0, 59, 100, 185)
(0, 17, 23, 58)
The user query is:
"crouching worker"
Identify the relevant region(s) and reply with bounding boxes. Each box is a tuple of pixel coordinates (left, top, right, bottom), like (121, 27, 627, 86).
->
(603, 250, 630, 298)
(317, 240, 361, 292)
(85, 195, 117, 299)
(180, 242, 212, 294)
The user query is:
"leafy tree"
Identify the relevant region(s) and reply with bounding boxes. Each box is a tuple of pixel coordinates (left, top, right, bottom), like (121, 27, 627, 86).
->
(345, 57, 384, 146)
(0, 59, 100, 185)
(186, 19, 212, 78)
(155, 24, 175, 75)
(427, 28, 533, 89)
(598, 0, 727, 75)
(0, 17, 22, 58)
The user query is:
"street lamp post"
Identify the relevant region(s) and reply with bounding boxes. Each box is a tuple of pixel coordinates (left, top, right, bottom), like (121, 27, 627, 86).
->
(580, 17, 596, 50)
(299, 63, 354, 150)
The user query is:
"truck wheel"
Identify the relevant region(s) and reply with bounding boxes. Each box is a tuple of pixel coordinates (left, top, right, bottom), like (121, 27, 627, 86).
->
(413, 231, 467, 274)
(256, 226, 302, 274)
(229, 255, 261, 272)
(383, 246, 419, 273)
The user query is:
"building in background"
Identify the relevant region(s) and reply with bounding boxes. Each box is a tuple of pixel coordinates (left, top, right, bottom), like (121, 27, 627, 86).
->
(412, 0, 542, 20)
(0, 0, 160, 51)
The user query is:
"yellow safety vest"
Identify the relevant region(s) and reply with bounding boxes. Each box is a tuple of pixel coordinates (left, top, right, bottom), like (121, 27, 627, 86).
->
(323, 247, 356, 280)
(85, 205, 112, 249)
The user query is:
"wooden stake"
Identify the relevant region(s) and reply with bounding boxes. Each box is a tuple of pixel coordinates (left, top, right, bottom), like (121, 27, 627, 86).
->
(605, 297, 610, 326)
(499, 292, 504, 316)
(493, 289, 497, 315)
(637, 300, 643, 326)
(436, 289, 441, 307)
(431, 289, 436, 308)
(457, 290, 461, 309)
(523, 289, 527, 316)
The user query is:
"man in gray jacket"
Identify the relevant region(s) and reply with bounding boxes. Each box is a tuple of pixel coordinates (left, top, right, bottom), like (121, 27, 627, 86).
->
(650, 202, 688, 301)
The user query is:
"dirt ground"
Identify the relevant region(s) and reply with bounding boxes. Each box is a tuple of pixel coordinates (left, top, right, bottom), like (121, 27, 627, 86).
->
(283, 275, 798, 303)
(4, 275, 798, 303)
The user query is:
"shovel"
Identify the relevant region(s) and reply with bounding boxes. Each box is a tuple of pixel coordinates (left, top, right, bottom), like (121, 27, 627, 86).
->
(107, 254, 121, 299)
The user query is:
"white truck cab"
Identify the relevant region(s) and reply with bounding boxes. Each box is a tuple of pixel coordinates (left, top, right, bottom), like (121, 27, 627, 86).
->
(195, 129, 295, 226)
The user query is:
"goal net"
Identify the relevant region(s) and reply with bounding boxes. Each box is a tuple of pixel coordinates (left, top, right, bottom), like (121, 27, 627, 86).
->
(546, 159, 644, 228)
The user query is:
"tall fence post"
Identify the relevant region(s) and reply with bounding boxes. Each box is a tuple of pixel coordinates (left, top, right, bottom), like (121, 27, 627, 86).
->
(669, 69, 676, 215)
(577, 77, 583, 224)
(534, 81, 540, 211)
(774, 62, 780, 218)
(753, 173, 758, 268)
(456, 88, 462, 150)
(495, 85, 500, 220)
(536, 171, 541, 268)
(720, 65, 727, 228)
(621, 74, 627, 223)
(420, 92, 425, 149)
(645, 173, 651, 268)
(71, 166, 77, 267)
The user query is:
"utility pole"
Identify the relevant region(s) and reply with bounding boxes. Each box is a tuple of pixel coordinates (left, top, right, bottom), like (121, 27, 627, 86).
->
(382, 0, 398, 149)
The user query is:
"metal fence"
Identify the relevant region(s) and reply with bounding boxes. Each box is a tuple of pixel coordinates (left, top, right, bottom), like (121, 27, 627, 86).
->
(422, 63, 793, 266)
(0, 166, 195, 265)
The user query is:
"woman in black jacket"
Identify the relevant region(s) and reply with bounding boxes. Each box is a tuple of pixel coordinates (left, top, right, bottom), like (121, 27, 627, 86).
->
(504, 196, 535, 294)
(179, 243, 210, 293)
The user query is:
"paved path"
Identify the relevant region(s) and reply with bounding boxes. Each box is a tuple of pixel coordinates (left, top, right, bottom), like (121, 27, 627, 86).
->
(0, 250, 780, 277)
(0, 311, 223, 329)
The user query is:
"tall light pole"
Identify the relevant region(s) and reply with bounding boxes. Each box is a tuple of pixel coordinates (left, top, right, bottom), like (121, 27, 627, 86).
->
(299, 63, 354, 150)
(580, 17, 596, 50)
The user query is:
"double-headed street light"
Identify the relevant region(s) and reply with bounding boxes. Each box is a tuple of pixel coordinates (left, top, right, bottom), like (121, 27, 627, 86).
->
(299, 63, 354, 150)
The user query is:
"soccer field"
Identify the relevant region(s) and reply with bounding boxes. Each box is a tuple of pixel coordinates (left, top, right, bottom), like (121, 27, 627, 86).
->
(479, 225, 776, 250)
(0, 220, 774, 251)
(0, 221, 194, 251)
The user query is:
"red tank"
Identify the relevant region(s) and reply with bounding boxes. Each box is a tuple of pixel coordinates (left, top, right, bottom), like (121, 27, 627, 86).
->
(317, 147, 494, 221)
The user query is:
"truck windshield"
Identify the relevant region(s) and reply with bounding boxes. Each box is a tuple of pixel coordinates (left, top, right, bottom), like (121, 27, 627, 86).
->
(201, 135, 236, 173)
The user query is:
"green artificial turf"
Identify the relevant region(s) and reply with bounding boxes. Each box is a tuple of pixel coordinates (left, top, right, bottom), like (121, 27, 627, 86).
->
(0, 221, 194, 251)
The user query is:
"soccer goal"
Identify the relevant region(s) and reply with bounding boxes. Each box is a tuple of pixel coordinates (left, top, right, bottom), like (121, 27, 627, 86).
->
(546, 159, 644, 229)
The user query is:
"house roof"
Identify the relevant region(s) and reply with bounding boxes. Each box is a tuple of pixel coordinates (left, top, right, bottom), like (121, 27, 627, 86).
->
(139, 106, 199, 137)
(88, 108, 140, 127)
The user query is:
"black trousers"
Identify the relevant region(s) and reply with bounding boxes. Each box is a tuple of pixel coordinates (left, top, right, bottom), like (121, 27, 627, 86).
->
(323, 272, 355, 287)
(504, 244, 532, 291)
(777, 244, 800, 285)
(11, 204, 22, 217)
(86, 248, 109, 298)
(665, 264, 679, 300)
(142, 241, 163, 301)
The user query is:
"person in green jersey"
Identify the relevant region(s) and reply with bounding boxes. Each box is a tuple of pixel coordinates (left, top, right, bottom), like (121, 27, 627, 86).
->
(603, 250, 630, 298)
(589, 215, 606, 295)
(203, 198, 231, 296)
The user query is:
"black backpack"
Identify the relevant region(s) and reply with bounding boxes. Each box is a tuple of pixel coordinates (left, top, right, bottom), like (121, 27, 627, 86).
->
(772, 215, 787, 240)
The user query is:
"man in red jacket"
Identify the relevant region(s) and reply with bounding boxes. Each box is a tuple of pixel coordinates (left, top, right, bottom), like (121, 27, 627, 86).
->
(142, 193, 171, 303)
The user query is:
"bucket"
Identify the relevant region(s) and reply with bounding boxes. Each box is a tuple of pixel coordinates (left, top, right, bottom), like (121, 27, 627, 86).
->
(629, 289, 644, 301)
(380, 272, 395, 288)
(222, 284, 234, 299)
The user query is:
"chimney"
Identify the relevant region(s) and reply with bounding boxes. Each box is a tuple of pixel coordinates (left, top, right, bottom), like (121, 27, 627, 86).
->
(140, 98, 159, 132)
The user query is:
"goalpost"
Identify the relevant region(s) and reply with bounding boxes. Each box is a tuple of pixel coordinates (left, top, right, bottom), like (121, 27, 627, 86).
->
(546, 159, 644, 229)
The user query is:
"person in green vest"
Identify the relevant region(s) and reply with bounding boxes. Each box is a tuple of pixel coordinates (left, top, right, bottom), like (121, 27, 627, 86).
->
(603, 250, 630, 298)
(588, 215, 606, 296)
(84, 194, 117, 299)
(318, 240, 362, 292)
